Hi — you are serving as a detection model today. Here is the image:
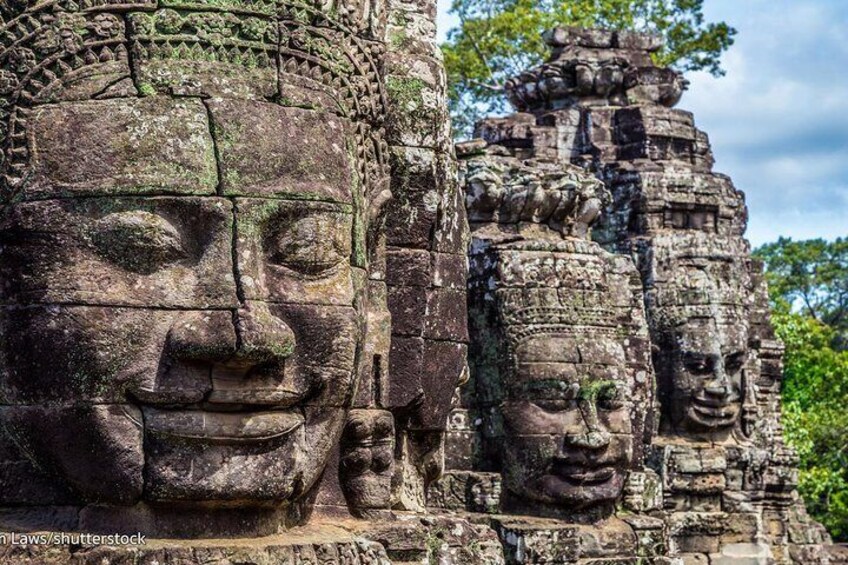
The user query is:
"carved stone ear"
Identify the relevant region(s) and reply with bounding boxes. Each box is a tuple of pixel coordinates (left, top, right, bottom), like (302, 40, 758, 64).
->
(339, 409, 395, 515)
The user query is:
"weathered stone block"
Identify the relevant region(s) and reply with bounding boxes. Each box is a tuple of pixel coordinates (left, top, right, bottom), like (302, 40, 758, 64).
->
(27, 98, 218, 198)
(413, 340, 468, 429)
(386, 336, 424, 409)
(383, 53, 449, 149)
(387, 284, 427, 336)
(385, 147, 441, 249)
(424, 288, 469, 341)
(386, 248, 431, 287)
(208, 99, 355, 203)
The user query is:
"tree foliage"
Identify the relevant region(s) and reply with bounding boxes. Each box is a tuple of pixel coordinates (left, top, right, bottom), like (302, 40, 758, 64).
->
(757, 237, 848, 348)
(756, 238, 848, 541)
(441, 0, 737, 137)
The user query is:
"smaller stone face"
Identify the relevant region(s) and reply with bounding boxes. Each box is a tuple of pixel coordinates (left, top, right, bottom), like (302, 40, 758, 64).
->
(662, 314, 747, 435)
(340, 409, 395, 512)
(500, 329, 634, 508)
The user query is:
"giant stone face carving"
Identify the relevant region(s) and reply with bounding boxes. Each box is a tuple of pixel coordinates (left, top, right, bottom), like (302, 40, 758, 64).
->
(0, 0, 390, 528)
(646, 246, 753, 440)
(662, 312, 747, 434)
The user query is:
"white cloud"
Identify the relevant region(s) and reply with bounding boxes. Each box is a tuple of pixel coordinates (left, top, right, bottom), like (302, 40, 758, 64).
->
(683, 0, 848, 245)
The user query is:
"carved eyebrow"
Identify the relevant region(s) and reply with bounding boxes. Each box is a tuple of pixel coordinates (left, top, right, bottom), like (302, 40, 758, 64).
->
(510, 379, 579, 399)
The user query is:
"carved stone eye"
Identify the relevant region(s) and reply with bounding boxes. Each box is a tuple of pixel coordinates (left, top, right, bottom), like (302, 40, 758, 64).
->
(91, 211, 187, 275)
(532, 399, 573, 413)
(683, 353, 714, 376)
(725, 352, 747, 374)
(597, 384, 625, 411)
(265, 215, 346, 276)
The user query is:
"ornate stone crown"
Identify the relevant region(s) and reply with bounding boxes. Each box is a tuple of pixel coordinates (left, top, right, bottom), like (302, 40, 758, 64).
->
(463, 151, 611, 237)
(0, 0, 389, 207)
(503, 26, 689, 112)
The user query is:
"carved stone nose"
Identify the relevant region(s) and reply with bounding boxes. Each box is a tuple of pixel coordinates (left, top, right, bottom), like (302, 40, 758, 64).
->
(233, 301, 295, 364)
(167, 310, 237, 363)
(165, 303, 294, 367)
(704, 363, 732, 398)
(566, 430, 611, 450)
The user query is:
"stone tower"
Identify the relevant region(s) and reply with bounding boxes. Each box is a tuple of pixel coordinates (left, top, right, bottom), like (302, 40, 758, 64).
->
(436, 27, 834, 564)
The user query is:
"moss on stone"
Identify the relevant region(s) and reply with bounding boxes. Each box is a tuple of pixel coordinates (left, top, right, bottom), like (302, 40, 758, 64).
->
(386, 76, 426, 112)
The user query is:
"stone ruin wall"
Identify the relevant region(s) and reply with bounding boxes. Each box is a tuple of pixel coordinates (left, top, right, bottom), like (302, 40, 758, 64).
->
(0, 0, 841, 562)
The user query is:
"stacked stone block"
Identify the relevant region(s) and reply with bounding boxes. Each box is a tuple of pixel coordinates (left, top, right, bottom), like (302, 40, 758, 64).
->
(380, 0, 470, 513)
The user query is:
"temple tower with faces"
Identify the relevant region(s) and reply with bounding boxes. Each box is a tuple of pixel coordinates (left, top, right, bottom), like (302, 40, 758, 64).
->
(0, 0, 483, 560)
(436, 26, 834, 564)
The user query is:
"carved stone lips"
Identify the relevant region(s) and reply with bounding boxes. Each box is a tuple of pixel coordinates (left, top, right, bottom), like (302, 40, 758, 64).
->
(692, 394, 739, 408)
(691, 398, 738, 420)
(554, 464, 617, 484)
(141, 407, 305, 444)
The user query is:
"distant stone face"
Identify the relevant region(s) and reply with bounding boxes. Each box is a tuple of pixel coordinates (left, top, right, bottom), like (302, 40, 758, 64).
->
(461, 145, 654, 520)
(643, 238, 756, 442)
(657, 305, 748, 436)
(471, 240, 654, 518)
(498, 290, 636, 510)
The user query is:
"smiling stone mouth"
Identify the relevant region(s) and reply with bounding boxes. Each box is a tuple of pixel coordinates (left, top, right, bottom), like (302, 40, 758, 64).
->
(691, 400, 738, 419)
(553, 464, 617, 485)
(139, 407, 305, 444)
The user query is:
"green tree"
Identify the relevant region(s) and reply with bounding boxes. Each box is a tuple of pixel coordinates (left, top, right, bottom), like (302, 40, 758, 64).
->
(771, 311, 848, 541)
(442, 0, 737, 137)
(756, 237, 848, 348)
(755, 238, 848, 541)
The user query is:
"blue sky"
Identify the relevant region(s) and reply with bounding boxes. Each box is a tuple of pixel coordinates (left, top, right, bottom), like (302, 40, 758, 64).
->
(436, 0, 848, 247)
